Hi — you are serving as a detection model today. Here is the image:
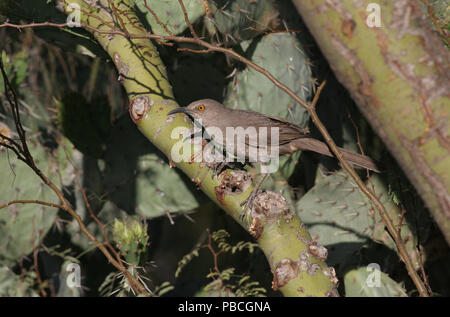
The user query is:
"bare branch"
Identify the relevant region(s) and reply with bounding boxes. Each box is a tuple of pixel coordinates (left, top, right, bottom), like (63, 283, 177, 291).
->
(178, 0, 199, 39)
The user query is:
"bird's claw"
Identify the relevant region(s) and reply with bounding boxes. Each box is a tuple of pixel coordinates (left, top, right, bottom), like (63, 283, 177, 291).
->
(239, 190, 258, 222)
(239, 201, 251, 222)
(211, 161, 227, 179)
(239, 173, 269, 222)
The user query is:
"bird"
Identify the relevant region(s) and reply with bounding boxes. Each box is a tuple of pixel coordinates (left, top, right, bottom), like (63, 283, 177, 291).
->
(168, 99, 379, 216)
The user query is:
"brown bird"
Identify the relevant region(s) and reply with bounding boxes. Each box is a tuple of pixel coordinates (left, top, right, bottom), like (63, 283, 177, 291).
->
(168, 99, 378, 171)
(168, 99, 379, 215)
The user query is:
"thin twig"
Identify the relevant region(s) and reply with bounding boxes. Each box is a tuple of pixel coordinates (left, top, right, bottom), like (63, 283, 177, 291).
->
(61, 144, 122, 261)
(418, 244, 433, 295)
(33, 245, 47, 297)
(420, 0, 449, 46)
(177, 47, 211, 54)
(0, 199, 64, 210)
(178, 0, 199, 39)
(144, 0, 174, 36)
(110, 2, 130, 36)
(311, 79, 327, 107)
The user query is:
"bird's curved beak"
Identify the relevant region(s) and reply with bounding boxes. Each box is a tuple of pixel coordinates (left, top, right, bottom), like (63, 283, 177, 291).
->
(168, 107, 193, 116)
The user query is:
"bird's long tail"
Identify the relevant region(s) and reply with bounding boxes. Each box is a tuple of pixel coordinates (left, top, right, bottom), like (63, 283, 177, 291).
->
(290, 138, 380, 172)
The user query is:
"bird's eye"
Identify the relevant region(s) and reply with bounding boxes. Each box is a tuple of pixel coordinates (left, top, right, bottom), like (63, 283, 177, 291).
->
(197, 104, 205, 111)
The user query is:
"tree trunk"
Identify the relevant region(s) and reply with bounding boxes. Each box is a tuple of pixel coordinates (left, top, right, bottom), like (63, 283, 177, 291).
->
(292, 0, 450, 244)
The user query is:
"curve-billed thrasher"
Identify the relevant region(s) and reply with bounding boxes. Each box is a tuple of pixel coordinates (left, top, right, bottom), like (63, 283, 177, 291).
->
(168, 99, 379, 216)
(168, 99, 378, 171)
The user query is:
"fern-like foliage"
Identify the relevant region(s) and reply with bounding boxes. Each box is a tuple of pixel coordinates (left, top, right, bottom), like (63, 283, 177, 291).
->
(176, 229, 265, 297)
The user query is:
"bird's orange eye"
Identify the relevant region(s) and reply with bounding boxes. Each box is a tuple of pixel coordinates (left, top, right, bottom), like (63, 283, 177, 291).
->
(197, 104, 205, 111)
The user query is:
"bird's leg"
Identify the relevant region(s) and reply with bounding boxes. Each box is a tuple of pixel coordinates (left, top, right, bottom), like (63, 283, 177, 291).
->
(210, 161, 228, 178)
(191, 137, 226, 186)
(239, 173, 269, 221)
(204, 140, 233, 178)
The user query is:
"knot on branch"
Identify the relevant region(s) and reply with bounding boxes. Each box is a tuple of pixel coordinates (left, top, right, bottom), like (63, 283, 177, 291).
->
(272, 251, 338, 293)
(129, 96, 152, 123)
(214, 170, 252, 205)
(251, 191, 290, 221)
(272, 258, 298, 291)
(307, 241, 328, 262)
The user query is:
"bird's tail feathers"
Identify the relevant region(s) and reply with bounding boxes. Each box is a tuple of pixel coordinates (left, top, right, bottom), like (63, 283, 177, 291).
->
(291, 138, 379, 172)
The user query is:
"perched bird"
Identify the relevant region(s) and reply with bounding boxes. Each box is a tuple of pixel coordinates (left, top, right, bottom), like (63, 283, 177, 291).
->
(168, 99, 379, 215)
(168, 99, 378, 171)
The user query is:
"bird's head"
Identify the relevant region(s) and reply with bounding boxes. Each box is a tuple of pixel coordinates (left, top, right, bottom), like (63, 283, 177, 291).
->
(168, 99, 228, 127)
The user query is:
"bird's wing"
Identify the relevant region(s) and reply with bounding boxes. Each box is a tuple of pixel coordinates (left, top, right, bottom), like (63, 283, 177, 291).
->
(223, 110, 307, 148)
(248, 112, 310, 145)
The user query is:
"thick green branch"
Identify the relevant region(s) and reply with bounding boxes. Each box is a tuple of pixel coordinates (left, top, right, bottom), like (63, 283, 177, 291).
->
(291, 0, 450, 250)
(58, 0, 337, 296)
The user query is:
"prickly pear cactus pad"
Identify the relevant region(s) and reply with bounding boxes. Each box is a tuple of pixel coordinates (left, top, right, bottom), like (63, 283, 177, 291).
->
(224, 32, 313, 179)
(296, 172, 373, 267)
(0, 137, 59, 266)
(0, 50, 28, 93)
(296, 171, 419, 268)
(0, 266, 39, 296)
(103, 115, 201, 218)
(134, 0, 204, 36)
(209, 0, 278, 42)
(344, 266, 407, 297)
(224, 33, 312, 123)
